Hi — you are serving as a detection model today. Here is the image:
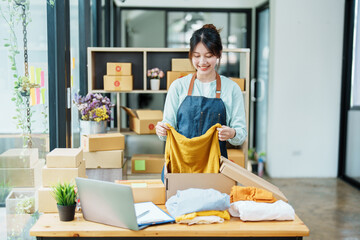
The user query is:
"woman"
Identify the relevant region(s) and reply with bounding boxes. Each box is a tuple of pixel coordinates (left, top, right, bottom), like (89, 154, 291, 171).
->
(156, 24, 247, 158)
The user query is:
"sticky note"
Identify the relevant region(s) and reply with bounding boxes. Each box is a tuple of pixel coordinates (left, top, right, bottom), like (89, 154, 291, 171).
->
(36, 88, 40, 104)
(41, 71, 44, 87)
(36, 68, 41, 84)
(134, 160, 146, 171)
(30, 88, 35, 105)
(131, 183, 148, 188)
(41, 88, 46, 104)
(30, 66, 35, 83)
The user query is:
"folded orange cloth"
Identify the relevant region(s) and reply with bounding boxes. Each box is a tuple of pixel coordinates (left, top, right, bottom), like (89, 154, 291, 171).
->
(230, 186, 277, 203)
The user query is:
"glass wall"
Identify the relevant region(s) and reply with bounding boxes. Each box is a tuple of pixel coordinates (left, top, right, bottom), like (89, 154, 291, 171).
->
(0, 0, 49, 239)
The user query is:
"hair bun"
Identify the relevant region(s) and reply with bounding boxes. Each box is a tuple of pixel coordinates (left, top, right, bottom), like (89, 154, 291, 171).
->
(203, 24, 221, 33)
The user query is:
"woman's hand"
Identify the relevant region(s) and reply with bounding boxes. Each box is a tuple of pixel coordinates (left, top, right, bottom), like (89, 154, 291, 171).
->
(155, 122, 170, 137)
(217, 126, 236, 141)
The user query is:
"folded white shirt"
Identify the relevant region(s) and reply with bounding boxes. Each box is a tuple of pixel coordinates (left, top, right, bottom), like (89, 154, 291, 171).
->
(229, 200, 295, 221)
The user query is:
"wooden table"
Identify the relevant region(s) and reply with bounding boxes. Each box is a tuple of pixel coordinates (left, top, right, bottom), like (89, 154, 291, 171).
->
(30, 212, 309, 240)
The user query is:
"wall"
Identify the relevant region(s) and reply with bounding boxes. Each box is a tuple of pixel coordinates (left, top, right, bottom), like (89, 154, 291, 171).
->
(267, 0, 345, 177)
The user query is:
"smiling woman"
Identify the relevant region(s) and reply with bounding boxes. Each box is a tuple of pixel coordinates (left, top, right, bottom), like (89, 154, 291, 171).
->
(156, 24, 247, 178)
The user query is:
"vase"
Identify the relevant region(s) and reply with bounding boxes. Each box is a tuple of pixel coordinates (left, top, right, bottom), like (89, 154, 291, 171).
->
(80, 120, 107, 135)
(150, 79, 160, 90)
(57, 204, 76, 221)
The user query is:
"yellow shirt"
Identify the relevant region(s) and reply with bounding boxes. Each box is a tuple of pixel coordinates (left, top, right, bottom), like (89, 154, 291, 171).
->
(175, 210, 231, 222)
(165, 123, 222, 173)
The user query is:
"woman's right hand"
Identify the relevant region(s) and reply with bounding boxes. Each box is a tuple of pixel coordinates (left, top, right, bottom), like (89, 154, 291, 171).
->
(155, 122, 170, 136)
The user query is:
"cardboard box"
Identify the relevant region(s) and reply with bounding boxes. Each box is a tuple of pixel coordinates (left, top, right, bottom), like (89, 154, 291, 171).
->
(42, 160, 86, 187)
(167, 71, 195, 89)
(115, 179, 165, 204)
(83, 150, 124, 168)
(37, 187, 58, 213)
(171, 58, 195, 71)
(86, 168, 125, 182)
(227, 149, 245, 168)
(165, 170, 235, 200)
(106, 62, 132, 76)
(81, 133, 125, 152)
(229, 77, 245, 91)
(220, 157, 288, 202)
(46, 148, 83, 168)
(131, 154, 164, 173)
(103, 75, 133, 91)
(0, 148, 38, 168)
(121, 107, 163, 134)
(6, 190, 36, 214)
(0, 159, 44, 187)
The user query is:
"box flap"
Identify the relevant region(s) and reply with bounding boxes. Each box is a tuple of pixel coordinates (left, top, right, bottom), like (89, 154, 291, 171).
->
(220, 156, 288, 202)
(136, 110, 163, 120)
(121, 106, 138, 118)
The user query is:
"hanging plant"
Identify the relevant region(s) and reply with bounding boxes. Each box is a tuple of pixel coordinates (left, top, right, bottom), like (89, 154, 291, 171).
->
(1, 0, 40, 148)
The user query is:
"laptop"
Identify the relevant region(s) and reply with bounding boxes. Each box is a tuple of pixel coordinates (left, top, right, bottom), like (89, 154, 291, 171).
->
(75, 177, 175, 231)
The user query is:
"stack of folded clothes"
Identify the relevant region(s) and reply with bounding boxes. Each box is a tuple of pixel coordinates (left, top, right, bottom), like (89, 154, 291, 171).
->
(165, 188, 230, 225)
(228, 186, 295, 221)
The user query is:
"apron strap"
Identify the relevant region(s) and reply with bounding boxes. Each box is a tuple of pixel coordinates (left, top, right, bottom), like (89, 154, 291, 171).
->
(187, 72, 221, 98)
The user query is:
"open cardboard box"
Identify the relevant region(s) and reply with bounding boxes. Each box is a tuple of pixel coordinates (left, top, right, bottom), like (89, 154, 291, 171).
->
(165, 156, 288, 202)
(121, 106, 163, 134)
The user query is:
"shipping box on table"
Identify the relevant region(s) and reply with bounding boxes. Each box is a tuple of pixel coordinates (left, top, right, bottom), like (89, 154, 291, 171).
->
(106, 62, 132, 76)
(164, 166, 236, 200)
(83, 150, 124, 168)
(115, 179, 165, 204)
(229, 77, 245, 91)
(0, 148, 38, 168)
(103, 75, 133, 91)
(37, 187, 57, 213)
(81, 133, 125, 152)
(227, 149, 245, 168)
(171, 58, 196, 72)
(121, 107, 163, 134)
(220, 156, 288, 202)
(167, 71, 195, 89)
(131, 154, 164, 173)
(0, 159, 44, 187)
(46, 148, 83, 168)
(42, 160, 86, 187)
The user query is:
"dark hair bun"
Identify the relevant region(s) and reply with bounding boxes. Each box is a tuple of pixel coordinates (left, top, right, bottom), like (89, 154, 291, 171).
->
(203, 24, 221, 33)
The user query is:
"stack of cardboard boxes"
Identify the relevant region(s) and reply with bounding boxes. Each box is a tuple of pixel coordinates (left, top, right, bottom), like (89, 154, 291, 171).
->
(82, 133, 125, 182)
(167, 58, 196, 89)
(103, 62, 133, 91)
(0, 148, 43, 189)
(38, 148, 85, 212)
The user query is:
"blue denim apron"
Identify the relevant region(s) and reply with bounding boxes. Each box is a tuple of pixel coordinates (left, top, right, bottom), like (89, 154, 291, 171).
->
(177, 72, 228, 158)
(161, 73, 227, 182)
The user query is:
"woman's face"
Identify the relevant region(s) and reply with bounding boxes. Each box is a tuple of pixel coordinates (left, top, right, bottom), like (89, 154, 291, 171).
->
(191, 42, 218, 76)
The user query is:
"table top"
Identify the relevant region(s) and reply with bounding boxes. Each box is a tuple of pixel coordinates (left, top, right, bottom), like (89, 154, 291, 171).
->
(30, 211, 309, 238)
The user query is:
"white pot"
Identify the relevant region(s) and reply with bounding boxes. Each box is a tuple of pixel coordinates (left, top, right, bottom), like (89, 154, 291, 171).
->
(150, 79, 160, 90)
(80, 120, 107, 135)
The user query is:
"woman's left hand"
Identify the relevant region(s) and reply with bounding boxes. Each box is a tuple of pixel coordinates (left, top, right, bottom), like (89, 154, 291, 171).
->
(217, 126, 236, 141)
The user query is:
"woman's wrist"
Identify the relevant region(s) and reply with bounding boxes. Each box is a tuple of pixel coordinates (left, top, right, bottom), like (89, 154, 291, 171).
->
(231, 128, 236, 139)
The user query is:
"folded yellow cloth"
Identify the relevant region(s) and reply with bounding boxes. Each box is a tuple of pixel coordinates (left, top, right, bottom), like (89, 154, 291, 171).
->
(175, 210, 230, 222)
(165, 123, 222, 173)
(230, 186, 277, 203)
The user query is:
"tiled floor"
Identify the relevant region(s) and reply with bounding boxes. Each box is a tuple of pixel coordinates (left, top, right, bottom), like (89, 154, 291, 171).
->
(267, 178, 360, 240)
(1, 178, 359, 239)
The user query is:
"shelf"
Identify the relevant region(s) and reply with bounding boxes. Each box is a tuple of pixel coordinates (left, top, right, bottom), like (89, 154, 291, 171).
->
(91, 90, 168, 94)
(107, 128, 159, 136)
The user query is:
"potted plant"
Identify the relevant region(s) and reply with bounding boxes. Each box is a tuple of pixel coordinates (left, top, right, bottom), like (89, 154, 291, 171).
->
(73, 93, 114, 135)
(147, 67, 164, 90)
(51, 182, 77, 221)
